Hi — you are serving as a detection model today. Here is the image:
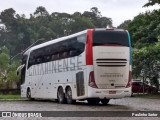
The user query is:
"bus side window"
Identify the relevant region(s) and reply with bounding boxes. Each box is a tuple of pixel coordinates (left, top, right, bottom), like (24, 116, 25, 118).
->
(36, 57, 40, 64)
(54, 54, 59, 60)
(69, 50, 77, 57)
(29, 58, 35, 66)
(44, 55, 51, 62)
(28, 53, 36, 68)
(51, 55, 55, 61)
(44, 45, 52, 62)
(63, 52, 68, 58)
(36, 56, 43, 64)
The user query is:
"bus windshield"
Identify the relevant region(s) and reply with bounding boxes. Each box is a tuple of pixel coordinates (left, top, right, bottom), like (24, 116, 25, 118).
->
(92, 30, 129, 47)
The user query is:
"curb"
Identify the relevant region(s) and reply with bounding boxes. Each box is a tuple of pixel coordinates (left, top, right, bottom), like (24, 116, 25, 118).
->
(0, 99, 28, 101)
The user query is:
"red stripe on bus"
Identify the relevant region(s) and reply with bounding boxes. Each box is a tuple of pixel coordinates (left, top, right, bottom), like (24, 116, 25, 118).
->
(86, 30, 93, 65)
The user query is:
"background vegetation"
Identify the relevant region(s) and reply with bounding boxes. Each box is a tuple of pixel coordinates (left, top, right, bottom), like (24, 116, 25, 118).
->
(0, 6, 112, 89)
(118, 0, 160, 89)
(0, 0, 159, 90)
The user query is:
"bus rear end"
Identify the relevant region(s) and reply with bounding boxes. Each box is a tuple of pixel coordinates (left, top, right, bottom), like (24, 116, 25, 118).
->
(86, 29, 132, 101)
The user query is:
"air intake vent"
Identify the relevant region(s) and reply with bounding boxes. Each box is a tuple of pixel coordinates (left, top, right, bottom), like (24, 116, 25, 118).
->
(96, 59, 127, 67)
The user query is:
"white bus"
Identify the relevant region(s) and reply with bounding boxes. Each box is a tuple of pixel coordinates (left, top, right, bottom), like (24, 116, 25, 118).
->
(18, 28, 132, 105)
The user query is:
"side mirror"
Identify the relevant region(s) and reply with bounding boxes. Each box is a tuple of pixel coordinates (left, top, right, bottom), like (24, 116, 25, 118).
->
(16, 64, 25, 76)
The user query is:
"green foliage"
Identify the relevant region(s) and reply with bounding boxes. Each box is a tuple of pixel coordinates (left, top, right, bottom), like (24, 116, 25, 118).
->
(117, 20, 131, 30)
(126, 9, 160, 90)
(33, 6, 49, 17)
(69, 15, 94, 34)
(132, 43, 160, 88)
(7, 62, 19, 82)
(0, 47, 19, 89)
(132, 43, 160, 77)
(144, 0, 160, 7)
(0, 46, 9, 69)
(128, 10, 160, 48)
(0, 6, 113, 57)
(0, 6, 112, 89)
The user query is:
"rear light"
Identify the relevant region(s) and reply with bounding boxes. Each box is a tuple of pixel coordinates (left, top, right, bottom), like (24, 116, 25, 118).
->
(89, 71, 98, 88)
(126, 71, 132, 88)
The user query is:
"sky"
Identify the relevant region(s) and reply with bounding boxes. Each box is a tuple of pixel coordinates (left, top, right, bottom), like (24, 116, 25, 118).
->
(0, 0, 159, 27)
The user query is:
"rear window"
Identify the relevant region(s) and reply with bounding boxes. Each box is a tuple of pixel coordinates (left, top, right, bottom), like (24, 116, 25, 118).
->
(93, 30, 129, 47)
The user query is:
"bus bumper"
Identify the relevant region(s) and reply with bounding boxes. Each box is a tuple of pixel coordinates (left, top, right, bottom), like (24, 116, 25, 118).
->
(87, 86, 131, 99)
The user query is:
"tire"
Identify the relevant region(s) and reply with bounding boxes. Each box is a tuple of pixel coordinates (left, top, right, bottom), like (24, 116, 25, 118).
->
(57, 87, 65, 104)
(27, 88, 34, 100)
(131, 92, 134, 97)
(87, 99, 100, 105)
(101, 99, 110, 105)
(65, 87, 75, 104)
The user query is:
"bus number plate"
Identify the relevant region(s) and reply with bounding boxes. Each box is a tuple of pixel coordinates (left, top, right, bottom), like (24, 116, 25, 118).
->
(109, 91, 116, 94)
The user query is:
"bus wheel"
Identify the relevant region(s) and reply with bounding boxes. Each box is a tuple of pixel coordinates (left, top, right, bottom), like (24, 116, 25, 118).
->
(101, 99, 110, 105)
(66, 87, 75, 104)
(57, 87, 65, 104)
(87, 99, 100, 105)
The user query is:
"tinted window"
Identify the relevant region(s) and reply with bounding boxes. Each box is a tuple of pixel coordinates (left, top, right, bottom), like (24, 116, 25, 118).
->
(27, 34, 86, 68)
(93, 31, 129, 47)
(28, 52, 36, 68)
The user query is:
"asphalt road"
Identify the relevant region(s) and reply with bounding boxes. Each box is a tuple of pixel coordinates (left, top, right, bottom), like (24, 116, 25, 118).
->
(0, 97, 160, 120)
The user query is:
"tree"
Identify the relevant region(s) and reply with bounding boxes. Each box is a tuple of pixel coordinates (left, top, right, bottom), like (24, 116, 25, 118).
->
(117, 20, 131, 30)
(0, 7, 113, 57)
(0, 6, 114, 89)
(0, 46, 9, 70)
(0, 26, 7, 47)
(132, 43, 160, 90)
(90, 7, 101, 18)
(34, 6, 49, 17)
(144, 0, 160, 7)
(70, 15, 94, 34)
(128, 10, 160, 48)
(82, 7, 112, 28)
(0, 46, 19, 89)
(128, 6, 160, 93)
(0, 8, 16, 29)
(0, 46, 9, 87)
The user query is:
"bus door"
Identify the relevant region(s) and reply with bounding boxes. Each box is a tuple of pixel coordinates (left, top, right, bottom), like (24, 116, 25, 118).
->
(75, 69, 86, 98)
(75, 54, 86, 98)
(20, 54, 28, 97)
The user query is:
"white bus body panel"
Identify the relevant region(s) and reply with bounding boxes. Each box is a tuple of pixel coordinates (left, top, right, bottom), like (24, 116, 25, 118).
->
(87, 46, 131, 98)
(21, 52, 88, 99)
(87, 86, 131, 99)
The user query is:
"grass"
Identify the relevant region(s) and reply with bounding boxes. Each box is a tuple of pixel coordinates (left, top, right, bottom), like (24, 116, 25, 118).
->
(0, 94, 21, 100)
